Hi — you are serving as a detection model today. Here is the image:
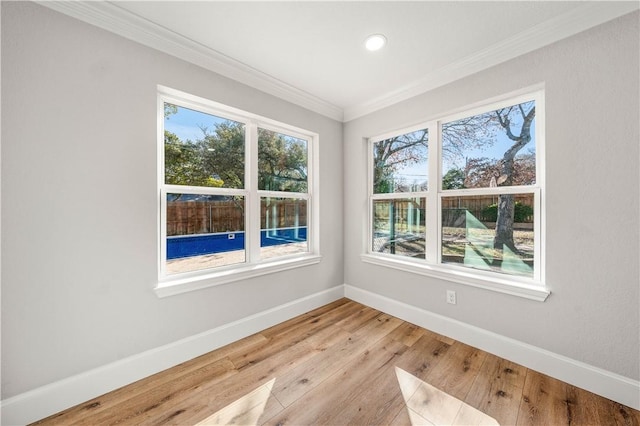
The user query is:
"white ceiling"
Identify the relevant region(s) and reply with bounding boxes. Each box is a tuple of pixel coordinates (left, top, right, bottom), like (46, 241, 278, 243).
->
(41, 1, 639, 121)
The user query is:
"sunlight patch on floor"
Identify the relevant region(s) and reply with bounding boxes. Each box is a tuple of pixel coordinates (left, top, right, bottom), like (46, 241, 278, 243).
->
(195, 378, 276, 425)
(395, 367, 499, 425)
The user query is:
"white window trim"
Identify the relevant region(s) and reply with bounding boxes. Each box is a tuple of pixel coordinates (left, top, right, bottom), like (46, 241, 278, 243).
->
(360, 253, 548, 301)
(365, 87, 548, 301)
(156, 86, 320, 297)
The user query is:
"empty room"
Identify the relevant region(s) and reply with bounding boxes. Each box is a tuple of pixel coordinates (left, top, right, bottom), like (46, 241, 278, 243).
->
(2, 1, 639, 425)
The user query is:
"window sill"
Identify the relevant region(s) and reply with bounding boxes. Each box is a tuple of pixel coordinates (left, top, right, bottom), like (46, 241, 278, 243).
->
(155, 254, 322, 298)
(360, 254, 549, 302)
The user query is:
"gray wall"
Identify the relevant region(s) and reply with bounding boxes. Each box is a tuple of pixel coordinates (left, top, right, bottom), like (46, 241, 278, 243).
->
(1, 2, 343, 398)
(344, 11, 639, 380)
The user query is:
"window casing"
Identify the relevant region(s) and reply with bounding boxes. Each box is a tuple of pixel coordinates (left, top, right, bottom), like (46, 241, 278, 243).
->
(364, 89, 548, 301)
(157, 86, 319, 297)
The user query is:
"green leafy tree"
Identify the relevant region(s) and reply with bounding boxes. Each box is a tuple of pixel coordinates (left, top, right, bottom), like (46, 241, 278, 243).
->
(164, 117, 310, 196)
(164, 130, 223, 187)
(482, 201, 534, 223)
(442, 167, 465, 190)
(196, 122, 246, 189)
(164, 103, 177, 118)
(164, 102, 225, 189)
(258, 129, 308, 192)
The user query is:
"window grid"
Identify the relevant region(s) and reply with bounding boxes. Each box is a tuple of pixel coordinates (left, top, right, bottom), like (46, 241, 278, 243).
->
(365, 130, 430, 259)
(368, 89, 544, 287)
(158, 87, 317, 282)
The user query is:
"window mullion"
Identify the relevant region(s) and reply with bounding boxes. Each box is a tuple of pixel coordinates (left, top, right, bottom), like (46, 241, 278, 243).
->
(426, 121, 440, 264)
(367, 139, 374, 254)
(247, 122, 260, 263)
(533, 188, 542, 282)
(159, 188, 168, 276)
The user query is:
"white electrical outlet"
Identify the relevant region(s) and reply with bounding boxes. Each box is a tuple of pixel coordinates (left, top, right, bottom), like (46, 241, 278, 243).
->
(446, 290, 457, 305)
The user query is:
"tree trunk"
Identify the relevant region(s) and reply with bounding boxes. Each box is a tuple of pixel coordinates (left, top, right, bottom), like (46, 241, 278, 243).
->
(492, 105, 535, 253)
(494, 193, 516, 252)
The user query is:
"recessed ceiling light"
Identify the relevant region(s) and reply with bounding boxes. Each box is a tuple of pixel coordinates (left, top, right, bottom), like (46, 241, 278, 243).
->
(364, 34, 387, 51)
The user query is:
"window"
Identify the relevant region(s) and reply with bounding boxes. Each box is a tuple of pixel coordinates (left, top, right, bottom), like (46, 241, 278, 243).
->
(365, 90, 547, 300)
(371, 129, 429, 259)
(158, 87, 319, 295)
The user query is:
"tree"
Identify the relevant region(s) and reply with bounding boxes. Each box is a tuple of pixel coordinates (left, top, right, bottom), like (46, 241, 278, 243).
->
(164, 130, 223, 188)
(164, 103, 177, 118)
(196, 122, 245, 189)
(372, 117, 501, 193)
(441, 114, 499, 160)
(442, 167, 465, 190)
(441, 101, 535, 252)
(463, 153, 535, 189)
(164, 116, 310, 196)
(164, 103, 225, 192)
(371, 101, 536, 255)
(492, 103, 535, 252)
(258, 129, 308, 192)
(373, 130, 428, 193)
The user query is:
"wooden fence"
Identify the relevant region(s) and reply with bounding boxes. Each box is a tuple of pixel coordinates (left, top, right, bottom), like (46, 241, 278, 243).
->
(441, 194, 533, 223)
(167, 199, 307, 236)
(374, 194, 533, 230)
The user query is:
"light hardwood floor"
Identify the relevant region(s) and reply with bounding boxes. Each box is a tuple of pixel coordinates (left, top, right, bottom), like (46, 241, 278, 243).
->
(33, 299, 639, 425)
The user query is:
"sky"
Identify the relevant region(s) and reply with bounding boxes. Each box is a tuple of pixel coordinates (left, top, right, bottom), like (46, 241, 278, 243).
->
(164, 103, 304, 145)
(164, 104, 239, 142)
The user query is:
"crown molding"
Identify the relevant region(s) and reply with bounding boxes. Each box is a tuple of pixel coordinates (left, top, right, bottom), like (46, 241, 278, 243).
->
(38, 1, 638, 123)
(343, 2, 639, 122)
(37, 1, 344, 122)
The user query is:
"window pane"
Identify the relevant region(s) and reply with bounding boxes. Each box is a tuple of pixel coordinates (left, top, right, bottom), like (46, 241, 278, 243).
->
(441, 194, 534, 278)
(441, 101, 536, 189)
(164, 103, 245, 189)
(372, 198, 425, 258)
(373, 130, 428, 194)
(258, 129, 308, 192)
(165, 193, 245, 274)
(261, 197, 308, 260)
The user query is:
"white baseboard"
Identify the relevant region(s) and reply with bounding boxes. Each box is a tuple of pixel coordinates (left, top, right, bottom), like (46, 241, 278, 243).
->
(0, 285, 344, 426)
(344, 284, 640, 411)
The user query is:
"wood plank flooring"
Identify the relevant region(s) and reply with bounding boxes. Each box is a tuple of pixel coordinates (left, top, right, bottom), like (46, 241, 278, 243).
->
(33, 299, 640, 425)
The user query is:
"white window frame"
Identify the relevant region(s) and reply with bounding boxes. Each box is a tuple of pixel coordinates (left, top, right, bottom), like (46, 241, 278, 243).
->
(156, 86, 320, 297)
(362, 87, 549, 301)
